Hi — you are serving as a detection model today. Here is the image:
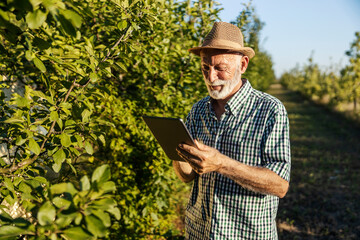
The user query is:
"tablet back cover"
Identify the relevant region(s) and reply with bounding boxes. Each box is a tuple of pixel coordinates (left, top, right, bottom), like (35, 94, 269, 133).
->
(143, 116, 194, 161)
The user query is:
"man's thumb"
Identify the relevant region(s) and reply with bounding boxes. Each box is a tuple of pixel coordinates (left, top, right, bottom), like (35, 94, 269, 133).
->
(194, 139, 204, 149)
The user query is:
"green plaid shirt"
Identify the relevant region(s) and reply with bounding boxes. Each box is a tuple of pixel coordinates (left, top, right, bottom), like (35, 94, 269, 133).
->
(185, 80, 291, 240)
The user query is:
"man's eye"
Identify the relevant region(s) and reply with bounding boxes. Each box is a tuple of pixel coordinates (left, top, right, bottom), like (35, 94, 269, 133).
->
(202, 66, 209, 71)
(216, 67, 226, 71)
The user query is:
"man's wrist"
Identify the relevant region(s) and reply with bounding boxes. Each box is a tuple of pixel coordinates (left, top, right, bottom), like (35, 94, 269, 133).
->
(216, 151, 226, 172)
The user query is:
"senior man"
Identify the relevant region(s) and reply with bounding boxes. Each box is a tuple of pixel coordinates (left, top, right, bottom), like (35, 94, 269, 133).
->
(174, 22, 291, 239)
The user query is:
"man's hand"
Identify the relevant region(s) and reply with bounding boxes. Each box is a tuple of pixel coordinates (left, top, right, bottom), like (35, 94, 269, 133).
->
(176, 140, 223, 175)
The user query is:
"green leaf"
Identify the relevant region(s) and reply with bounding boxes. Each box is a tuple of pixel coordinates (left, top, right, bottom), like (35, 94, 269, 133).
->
(0, 211, 13, 223)
(53, 149, 66, 164)
(75, 212, 82, 225)
(80, 175, 90, 191)
(15, 96, 30, 108)
(57, 118, 63, 130)
(55, 213, 77, 229)
(151, 212, 158, 221)
(15, 135, 27, 146)
(98, 135, 106, 146)
(33, 57, 47, 73)
(13, 218, 31, 228)
(34, 176, 48, 185)
(13, 177, 22, 187)
(100, 181, 116, 193)
(61, 10, 82, 28)
(91, 210, 111, 227)
(50, 111, 59, 122)
(59, 102, 72, 110)
(62, 227, 92, 240)
(84, 141, 93, 155)
(29, 0, 42, 9)
(89, 72, 98, 83)
(26, 9, 47, 29)
(52, 162, 62, 173)
(3, 177, 14, 192)
(4, 117, 24, 124)
(107, 206, 120, 220)
(60, 133, 71, 147)
(5, 193, 16, 205)
(37, 201, 56, 226)
(90, 198, 117, 210)
(85, 215, 106, 237)
(18, 182, 32, 194)
(58, 14, 76, 37)
(117, 20, 127, 30)
(115, 62, 127, 72)
(75, 135, 83, 147)
(0, 226, 32, 238)
(52, 197, 71, 210)
(0, 157, 6, 167)
(66, 159, 77, 174)
(68, 146, 80, 156)
(51, 183, 78, 196)
(81, 109, 91, 123)
(28, 138, 41, 155)
(25, 50, 34, 61)
(91, 165, 110, 184)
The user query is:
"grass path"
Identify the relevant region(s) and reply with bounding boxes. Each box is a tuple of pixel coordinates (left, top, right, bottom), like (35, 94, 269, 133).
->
(267, 84, 360, 239)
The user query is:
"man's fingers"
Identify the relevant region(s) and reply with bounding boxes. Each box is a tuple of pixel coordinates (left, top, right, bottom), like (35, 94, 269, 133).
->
(194, 139, 200, 149)
(194, 139, 209, 150)
(176, 147, 201, 164)
(176, 147, 191, 161)
(180, 143, 202, 157)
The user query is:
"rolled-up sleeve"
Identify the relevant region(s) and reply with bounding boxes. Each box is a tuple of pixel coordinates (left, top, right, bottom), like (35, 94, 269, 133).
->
(262, 105, 291, 182)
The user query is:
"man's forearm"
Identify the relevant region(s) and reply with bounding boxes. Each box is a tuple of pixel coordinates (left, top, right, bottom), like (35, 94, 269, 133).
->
(173, 161, 197, 183)
(217, 155, 289, 198)
(176, 141, 289, 197)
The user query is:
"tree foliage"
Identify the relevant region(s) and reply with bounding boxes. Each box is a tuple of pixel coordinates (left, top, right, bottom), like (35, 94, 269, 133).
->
(0, 0, 275, 238)
(232, 2, 276, 90)
(280, 32, 360, 117)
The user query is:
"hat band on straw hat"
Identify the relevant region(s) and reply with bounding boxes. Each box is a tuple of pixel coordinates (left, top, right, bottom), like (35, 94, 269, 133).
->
(188, 22, 255, 59)
(202, 39, 243, 50)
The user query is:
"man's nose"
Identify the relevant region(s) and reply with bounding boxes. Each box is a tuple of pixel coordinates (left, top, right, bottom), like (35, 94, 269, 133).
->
(208, 68, 218, 82)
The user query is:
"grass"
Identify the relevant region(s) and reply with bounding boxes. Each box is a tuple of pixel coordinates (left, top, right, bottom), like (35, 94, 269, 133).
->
(267, 84, 360, 239)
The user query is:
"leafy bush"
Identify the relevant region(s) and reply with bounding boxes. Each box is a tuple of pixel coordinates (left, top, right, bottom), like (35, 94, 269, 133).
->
(0, 164, 119, 239)
(0, 0, 276, 238)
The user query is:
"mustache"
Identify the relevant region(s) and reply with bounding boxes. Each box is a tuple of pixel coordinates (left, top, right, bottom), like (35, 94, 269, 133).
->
(204, 79, 228, 86)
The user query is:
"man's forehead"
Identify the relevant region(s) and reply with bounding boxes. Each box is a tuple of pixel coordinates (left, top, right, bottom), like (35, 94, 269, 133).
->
(200, 49, 240, 64)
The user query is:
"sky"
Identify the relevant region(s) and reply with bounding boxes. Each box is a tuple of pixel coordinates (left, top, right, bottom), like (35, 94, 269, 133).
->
(217, 0, 360, 78)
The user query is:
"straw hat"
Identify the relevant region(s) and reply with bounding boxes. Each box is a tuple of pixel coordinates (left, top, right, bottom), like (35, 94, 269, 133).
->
(188, 22, 255, 59)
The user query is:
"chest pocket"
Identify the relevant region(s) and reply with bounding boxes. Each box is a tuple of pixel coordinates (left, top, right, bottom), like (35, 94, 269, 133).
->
(220, 116, 264, 165)
(193, 117, 218, 147)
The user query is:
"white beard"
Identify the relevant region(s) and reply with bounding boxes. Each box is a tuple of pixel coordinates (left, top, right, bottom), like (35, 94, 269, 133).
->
(204, 67, 242, 100)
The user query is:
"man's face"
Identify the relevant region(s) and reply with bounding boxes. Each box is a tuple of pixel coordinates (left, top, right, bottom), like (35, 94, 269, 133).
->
(200, 49, 247, 100)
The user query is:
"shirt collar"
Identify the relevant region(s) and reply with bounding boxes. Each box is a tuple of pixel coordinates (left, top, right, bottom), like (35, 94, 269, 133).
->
(226, 79, 252, 115)
(207, 79, 252, 117)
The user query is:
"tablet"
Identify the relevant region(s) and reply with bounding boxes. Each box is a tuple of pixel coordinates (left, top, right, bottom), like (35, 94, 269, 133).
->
(142, 116, 196, 161)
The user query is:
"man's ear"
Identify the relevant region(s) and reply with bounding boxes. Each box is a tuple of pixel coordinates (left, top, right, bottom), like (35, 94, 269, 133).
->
(240, 56, 249, 74)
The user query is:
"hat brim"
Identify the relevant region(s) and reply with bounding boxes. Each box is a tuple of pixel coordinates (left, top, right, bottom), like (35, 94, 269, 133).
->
(188, 46, 255, 59)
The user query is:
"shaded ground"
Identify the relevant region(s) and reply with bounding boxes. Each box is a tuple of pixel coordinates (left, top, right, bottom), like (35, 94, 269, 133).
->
(267, 84, 360, 240)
